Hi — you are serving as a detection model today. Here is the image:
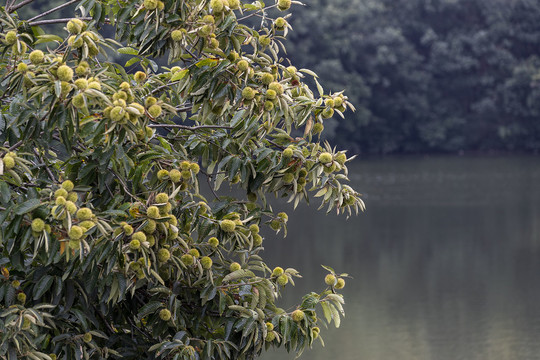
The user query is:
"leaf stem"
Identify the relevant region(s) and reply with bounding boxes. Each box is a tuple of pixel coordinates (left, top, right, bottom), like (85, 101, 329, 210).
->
(27, 0, 81, 22)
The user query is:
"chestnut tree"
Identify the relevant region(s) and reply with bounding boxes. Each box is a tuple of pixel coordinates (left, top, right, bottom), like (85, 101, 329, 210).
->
(0, 0, 364, 358)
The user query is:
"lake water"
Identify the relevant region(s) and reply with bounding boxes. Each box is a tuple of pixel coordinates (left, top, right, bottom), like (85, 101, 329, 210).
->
(261, 155, 540, 360)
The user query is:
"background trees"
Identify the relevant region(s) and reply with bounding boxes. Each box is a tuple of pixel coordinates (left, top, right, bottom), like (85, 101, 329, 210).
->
(0, 0, 362, 359)
(287, 0, 540, 153)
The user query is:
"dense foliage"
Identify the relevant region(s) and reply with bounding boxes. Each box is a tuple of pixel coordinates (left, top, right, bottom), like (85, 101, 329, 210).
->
(287, 0, 540, 153)
(0, 0, 363, 359)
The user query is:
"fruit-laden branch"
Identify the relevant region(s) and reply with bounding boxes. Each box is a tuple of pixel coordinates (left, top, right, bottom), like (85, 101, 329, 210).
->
(27, 0, 81, 22)
(148, 124, 232, 131)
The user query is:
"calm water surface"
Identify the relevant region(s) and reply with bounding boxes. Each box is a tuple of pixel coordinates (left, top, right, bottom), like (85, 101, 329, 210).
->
(261, 155, 540, 360)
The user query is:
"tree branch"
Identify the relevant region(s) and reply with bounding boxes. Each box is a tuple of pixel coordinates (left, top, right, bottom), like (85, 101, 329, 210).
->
(8, 0, 34, 13)
(148, 124, 232, 131)
(27, 0, 81, 22)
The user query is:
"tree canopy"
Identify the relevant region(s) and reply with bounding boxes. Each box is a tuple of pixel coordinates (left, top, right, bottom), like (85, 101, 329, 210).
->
(0, 0, 363, 359)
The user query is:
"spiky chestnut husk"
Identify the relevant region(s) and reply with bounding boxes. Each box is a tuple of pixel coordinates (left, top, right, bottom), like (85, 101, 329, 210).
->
(79, 221, 95, 230)
(198, 24, 213, 37)
(171, 30, 183, 42)
(17, 292, 26, 303)
(312, 327, 320, 338)
(277, 274, 288, 286)
(242, 87, 256, 100)
(179, 254, 193, 266)
(29, 50, 44, 64)
(249, 224, 260, 234)
(325, 274, 336, 286)
(277, 0, 291, 11)
(147, 206, 160, 219)
(208, 237, 219, 248)
(220, 219, 236, 232)
(65, 201, 77, 215)
(268, 81, 284, 95)
(157, 169, 169, 180)
(253, 234, 263, 246)
(12, 42, 27, 55)
(266, 322, 274, 331)
(22, 317, 31, 330)
(283, 173, 294, 184)
(61, 180, 74, 192)
(285, 66, 297, 77)
(57, 65, 73, 82)
(210, 0, 224, 13)
(157, 0, 164, 10)
(155, 193, 169, 204)
(318, 152, 333, 164)
(187, 249, 199, 258)
(69, 226, 84, 240)
(271, 266, 284, 277)
(291, 309, 305, 322)
(159, 308, 171, 321)
(264, 100, 274, 111)
(128, 239, 140, 250)
(158, 248, 171, 262)
(49, 355, 57, 360)
(335, 153, 347, 165)
(203, 15, 215, 24)
(180, 160, 191, 170)
(335, 278, 346, 289)
(147, 235, 156, 246)
(109, 106, 125, 122)
(208, 38, 220, 49)
(88, 81, 101, 90)
(66, 20, 82, 34)
(12, 280, 20, 288)
(4, 31, 17, 45)
(180, 170, 191, 180)
(66, 190, 78, 202)
(2, 156, 15, 170)
(265, 332, 276, 341)
(322, 107, 334, 119)
(74, 78, 88, 91)
(282, 148, 293, 158)
(31, 218, 45, 233)
(144, 0, 158, 10)
(277, 212, 288, 221)
(229, 262, 241, 272)
(269, 219, 281, 230)
(120, 224, 133, 235)
(68, 35, 83, 48)
(144, 97, 157, 108)
(167, 215, 178, 226)
(261, 72, 274, 85)
(132, 231, 147, 243)
(190, 163, 200, 174)
(298, 168, 308, 178)
(325, 98, 335, 108)
(312, 122, 324, 134)
(54, 189, 68, 201)
(324, 163, 337, 174)
(229, 0, 240, 9)
(201, 256, 213, 269)
(237, 59, 249, 72)
(274, 17, 287, 30)
(148, 104, 162, 118)
(16, 62, 27, 73)
(134, 71, 146, 82)
(333, 96, 343, 107)
(72, 94, 86, 109)
(259, 35, 271, 47)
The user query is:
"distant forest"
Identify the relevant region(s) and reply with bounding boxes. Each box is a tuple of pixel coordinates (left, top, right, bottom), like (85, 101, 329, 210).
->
(286, 0, 540, 154)
(17, 0, 540, 154)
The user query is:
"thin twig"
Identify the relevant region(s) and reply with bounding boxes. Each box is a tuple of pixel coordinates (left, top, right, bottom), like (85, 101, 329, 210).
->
(148, 124, 232, 131)
(27, 0, 81, 22)
(32, 148, 55, 182)
(8, 0, 34, 13)
(237, 4, 277, 21)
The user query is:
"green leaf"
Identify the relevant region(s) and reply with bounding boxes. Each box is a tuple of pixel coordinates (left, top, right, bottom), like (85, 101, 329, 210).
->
(13, 198, 41, 215)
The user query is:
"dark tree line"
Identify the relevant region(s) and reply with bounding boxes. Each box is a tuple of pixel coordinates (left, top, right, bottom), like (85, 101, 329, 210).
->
(286, 0, 540, 153)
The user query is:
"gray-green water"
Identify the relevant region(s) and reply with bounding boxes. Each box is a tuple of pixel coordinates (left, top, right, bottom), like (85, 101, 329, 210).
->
(261, 155, 540, 360)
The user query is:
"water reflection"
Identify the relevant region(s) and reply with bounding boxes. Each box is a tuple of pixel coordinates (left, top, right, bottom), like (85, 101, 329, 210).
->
(261, 155, 540, 360)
